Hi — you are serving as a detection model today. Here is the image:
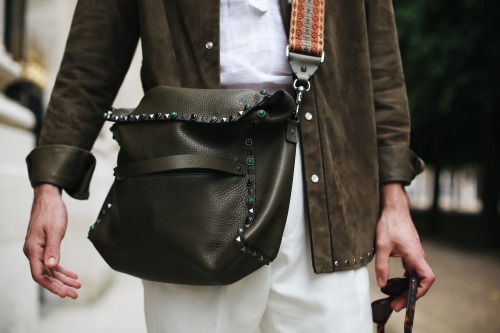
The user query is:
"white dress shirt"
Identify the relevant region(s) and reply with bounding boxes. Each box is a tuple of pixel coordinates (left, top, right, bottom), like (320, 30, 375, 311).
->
(219, 0, 293, 92)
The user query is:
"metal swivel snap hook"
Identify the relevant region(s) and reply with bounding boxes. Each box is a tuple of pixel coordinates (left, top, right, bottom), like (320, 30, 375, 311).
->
(292, 79, 311, 119)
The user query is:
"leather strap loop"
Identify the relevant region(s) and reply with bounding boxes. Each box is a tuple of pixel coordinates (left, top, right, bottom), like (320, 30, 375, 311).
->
(114, 154, 246, 180)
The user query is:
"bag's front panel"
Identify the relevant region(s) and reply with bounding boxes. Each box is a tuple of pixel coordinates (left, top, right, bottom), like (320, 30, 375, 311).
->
(115, 172, 246, 264)
(109, 120, 268, 284)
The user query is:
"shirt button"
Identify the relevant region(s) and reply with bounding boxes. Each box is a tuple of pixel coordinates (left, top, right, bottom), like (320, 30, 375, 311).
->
(205, 41, 214, 49)
(304, 112, 313, 121)
(311, 174, 319, 183)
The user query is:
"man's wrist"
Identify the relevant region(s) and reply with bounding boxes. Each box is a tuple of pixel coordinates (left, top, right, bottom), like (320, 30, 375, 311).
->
(380, 182, 409, 211)
(34, 183, 62, 197)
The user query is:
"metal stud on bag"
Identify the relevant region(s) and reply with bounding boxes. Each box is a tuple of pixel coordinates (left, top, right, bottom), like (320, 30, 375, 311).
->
(103, 93, 272, 124)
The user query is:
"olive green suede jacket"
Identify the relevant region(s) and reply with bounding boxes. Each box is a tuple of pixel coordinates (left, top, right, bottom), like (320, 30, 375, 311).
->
(26, 0, 424, 274)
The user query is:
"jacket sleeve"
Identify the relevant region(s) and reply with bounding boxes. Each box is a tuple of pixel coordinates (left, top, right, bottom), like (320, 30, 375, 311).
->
(26, 0, 139, 199)
(365, 0, 424, 185)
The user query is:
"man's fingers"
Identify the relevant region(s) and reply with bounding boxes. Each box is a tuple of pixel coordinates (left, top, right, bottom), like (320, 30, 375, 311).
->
(41, 273, 79, 299)
(52, 269, 81, 289)
(35, 265, 80, 299)
(26, 247, 79, 299)
(414, 262, 436, 299)
(26, 242, 47, 284)
(375, 246, 391, 288)
(401, 252, 435, 300)
(40, 274, 69, 298)
(30, 258, 68, 298)
(391, 293, 408, 312)
(63, 286, 79, 299)
(55, 265, 79, 279)
(392, 263, 435, 312)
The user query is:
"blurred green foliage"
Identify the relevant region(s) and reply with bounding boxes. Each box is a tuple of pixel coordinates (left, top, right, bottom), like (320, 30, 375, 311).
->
(394, 0, 500, 167)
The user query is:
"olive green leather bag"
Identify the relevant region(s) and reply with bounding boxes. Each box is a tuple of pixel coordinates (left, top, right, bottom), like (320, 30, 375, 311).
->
(88, 86, 298, 285)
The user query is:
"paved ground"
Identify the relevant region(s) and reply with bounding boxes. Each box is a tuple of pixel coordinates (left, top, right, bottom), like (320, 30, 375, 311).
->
(36, 239, 500, 333)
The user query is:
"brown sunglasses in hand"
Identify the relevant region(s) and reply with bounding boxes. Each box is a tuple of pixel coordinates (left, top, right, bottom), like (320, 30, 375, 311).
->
(371, 276, 418, 333)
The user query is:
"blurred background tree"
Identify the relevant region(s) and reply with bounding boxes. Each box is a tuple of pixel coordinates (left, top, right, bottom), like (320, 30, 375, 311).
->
(394, 0, 500, 243)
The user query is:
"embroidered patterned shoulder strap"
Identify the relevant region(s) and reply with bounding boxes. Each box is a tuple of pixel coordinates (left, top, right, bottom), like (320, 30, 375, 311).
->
(288, 0, 325, 57)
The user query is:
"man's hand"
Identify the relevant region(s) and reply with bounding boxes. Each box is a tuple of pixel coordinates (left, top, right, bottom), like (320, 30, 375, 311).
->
(375, 183, 435, 312)
(23, 184, 81, 299)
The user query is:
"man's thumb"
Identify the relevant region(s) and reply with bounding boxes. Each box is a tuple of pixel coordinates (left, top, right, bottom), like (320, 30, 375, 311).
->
(44, 233, 62, 268)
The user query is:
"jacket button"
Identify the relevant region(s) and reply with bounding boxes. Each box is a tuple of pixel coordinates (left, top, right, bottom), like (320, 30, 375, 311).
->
(311, 174, 319, 183)
(304, 112, 313, 120)
(205, 41, 214, 49)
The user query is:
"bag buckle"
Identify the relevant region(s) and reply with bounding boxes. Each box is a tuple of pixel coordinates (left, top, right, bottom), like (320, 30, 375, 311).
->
(286, 46, 324, 118)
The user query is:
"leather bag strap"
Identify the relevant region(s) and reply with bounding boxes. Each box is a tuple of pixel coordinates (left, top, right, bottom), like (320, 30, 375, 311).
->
(114, 154, 246, 180)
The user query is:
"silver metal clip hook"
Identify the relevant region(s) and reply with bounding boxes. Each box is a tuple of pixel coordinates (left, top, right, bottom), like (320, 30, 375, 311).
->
(292, 79, 311, 119)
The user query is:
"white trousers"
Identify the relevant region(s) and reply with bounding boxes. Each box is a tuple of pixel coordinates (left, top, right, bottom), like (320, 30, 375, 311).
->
(142, 147, 373, 333)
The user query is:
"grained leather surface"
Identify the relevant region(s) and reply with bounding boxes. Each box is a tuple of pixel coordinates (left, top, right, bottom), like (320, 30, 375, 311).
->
(88, 86, 297, 285)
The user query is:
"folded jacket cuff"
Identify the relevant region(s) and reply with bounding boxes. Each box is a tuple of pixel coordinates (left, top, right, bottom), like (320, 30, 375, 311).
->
(378, 146, 425, 186)
(26, 145, 96, 200)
